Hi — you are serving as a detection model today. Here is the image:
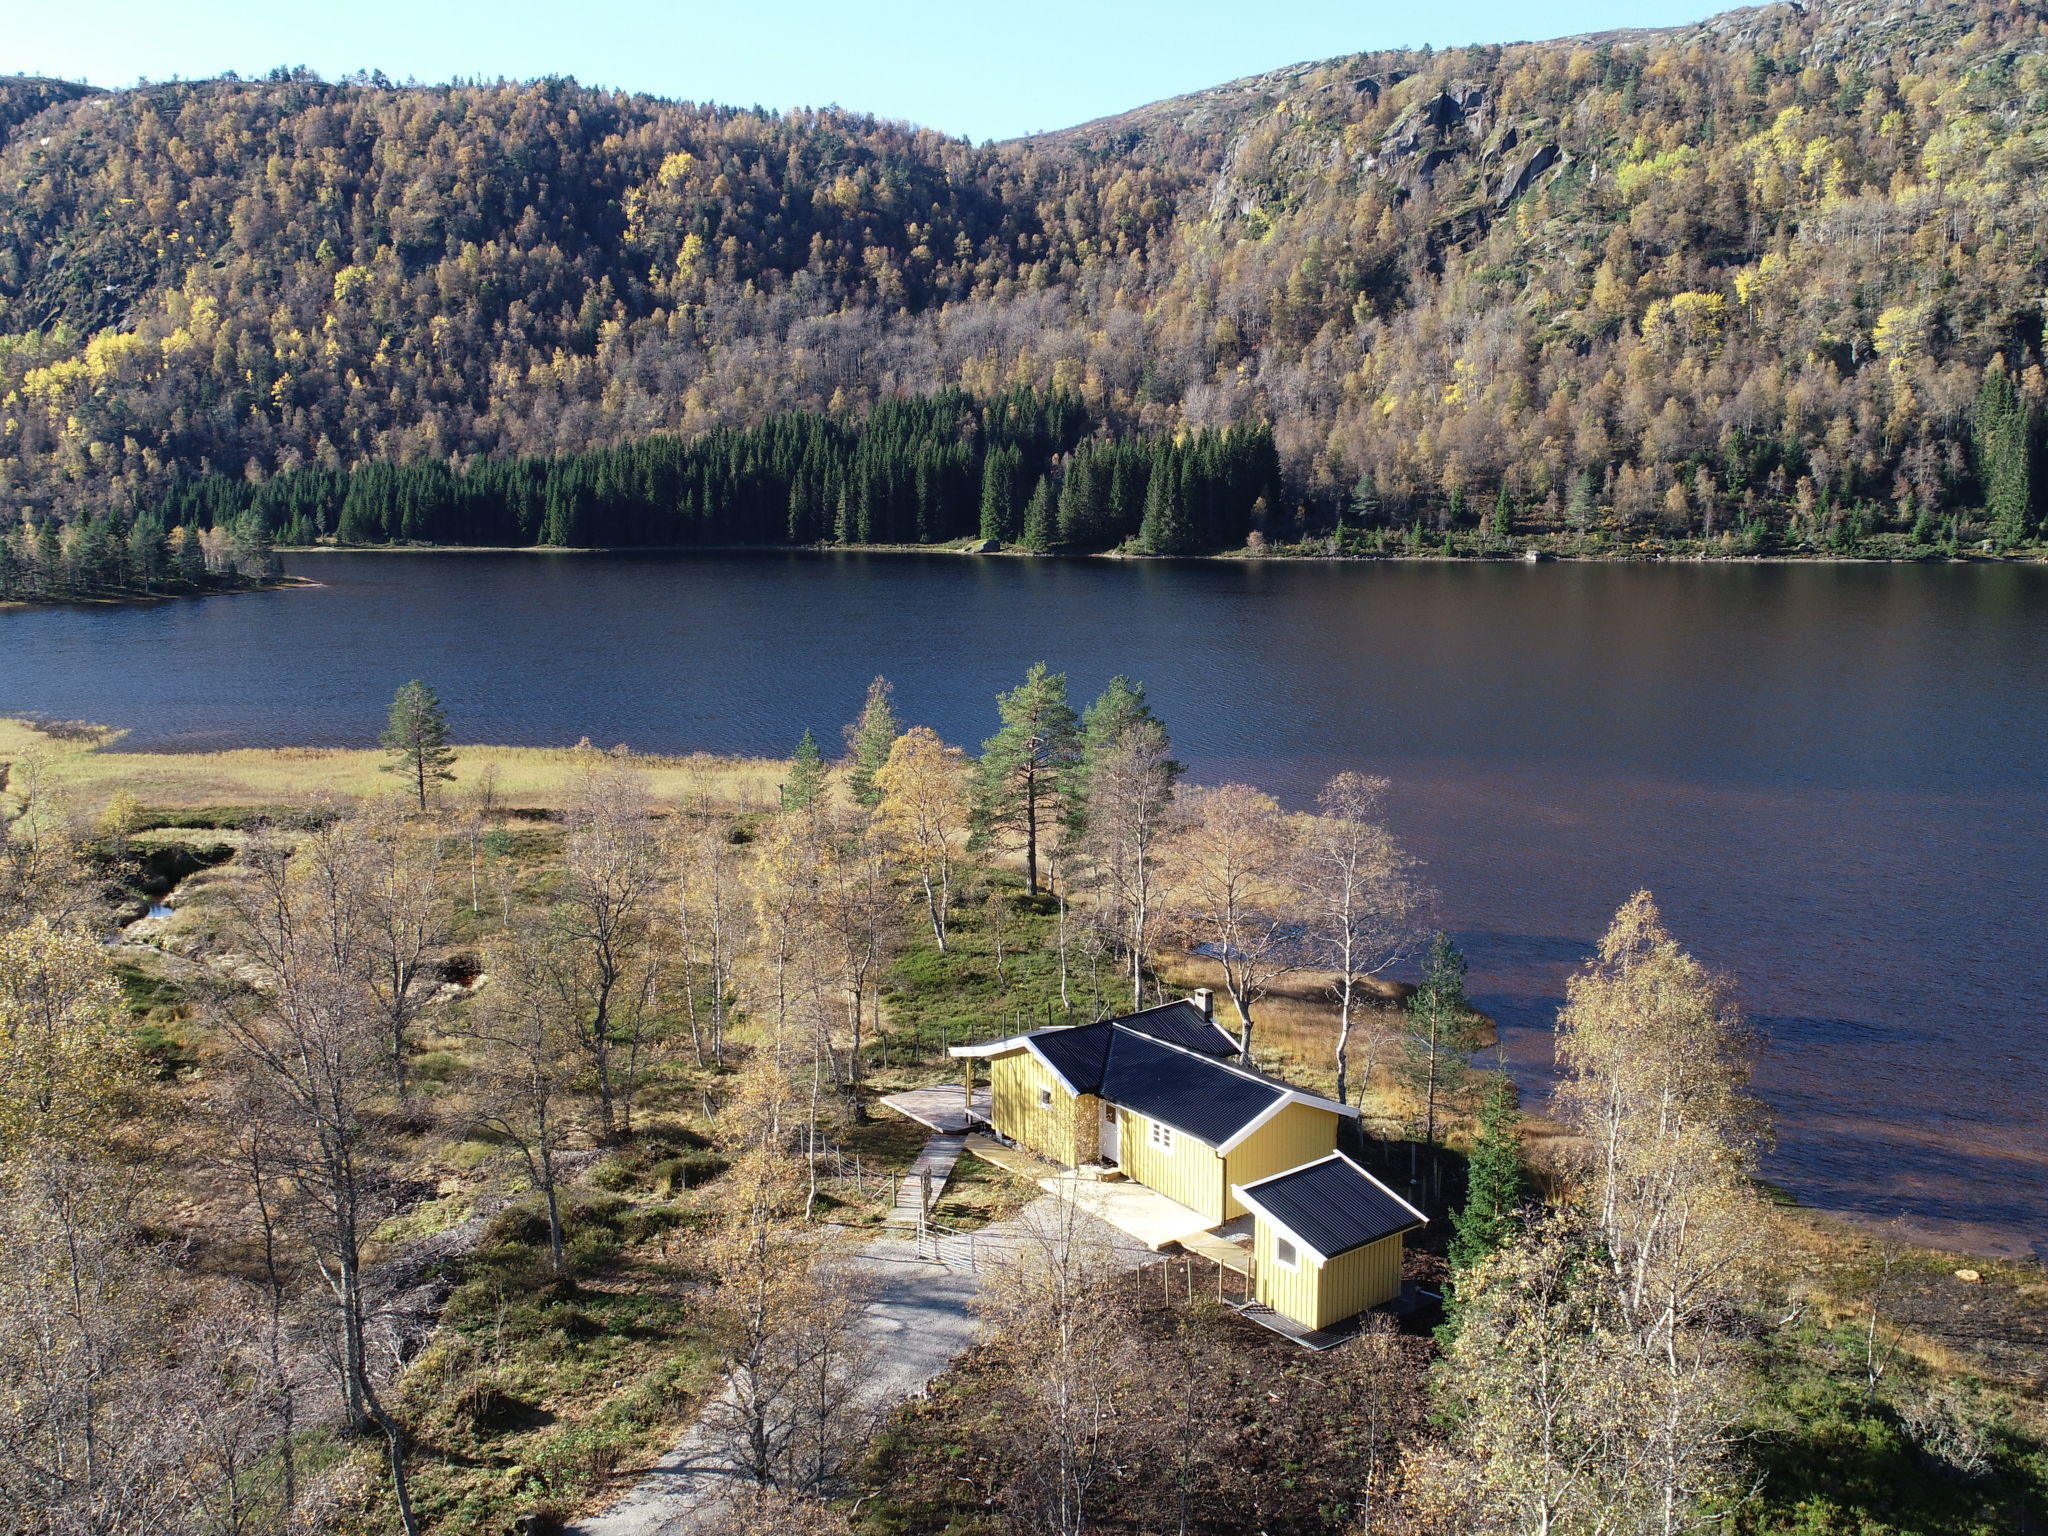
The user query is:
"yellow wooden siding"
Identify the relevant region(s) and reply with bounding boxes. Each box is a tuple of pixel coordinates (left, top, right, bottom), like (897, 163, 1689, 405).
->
(1118, 1110, 1226, 1222)
(1220, 1104, 1342, 1219)
(988, 1050, 1085, 1165)
(1252, 1220, 1405, 1330)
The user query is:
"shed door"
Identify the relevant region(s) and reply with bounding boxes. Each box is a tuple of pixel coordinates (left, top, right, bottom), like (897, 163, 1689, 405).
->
(1100, 1104, 1120, 1163)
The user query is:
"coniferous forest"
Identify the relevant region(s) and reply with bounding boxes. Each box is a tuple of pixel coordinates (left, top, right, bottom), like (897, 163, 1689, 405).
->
(7, 0, 2048, 585)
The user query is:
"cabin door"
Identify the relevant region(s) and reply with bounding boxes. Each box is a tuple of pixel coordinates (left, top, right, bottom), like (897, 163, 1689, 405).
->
(1100, 1104, 1120, 1164)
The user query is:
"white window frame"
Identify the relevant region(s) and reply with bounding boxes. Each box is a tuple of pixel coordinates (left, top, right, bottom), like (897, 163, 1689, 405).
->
(1037, 1086, 1054, 1110)
(1147, 1119, 1175, 1152)
(1272, 1236, 1300, 1270)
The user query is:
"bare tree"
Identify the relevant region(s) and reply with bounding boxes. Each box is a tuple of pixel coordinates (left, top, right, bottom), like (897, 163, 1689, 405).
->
(455, 916, 588, 1276)
(1079, 728, 1179, 1010)
(1293, 772, 1427, 1104)
(558, 749, 660, 1143)
(975, 1199, 1131, 1536)
(214, 831, 423, 1536)
(670, 806, 747, 1068)
(1163, 784, 1304, 1062)
(815, 809, 899, 1092)
(358, 804, 447, 1106)
(702, 1038, 875, 1494)
(460, 761, 501, 916)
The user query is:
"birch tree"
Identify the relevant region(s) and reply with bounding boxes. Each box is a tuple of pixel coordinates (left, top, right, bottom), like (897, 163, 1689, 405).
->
(1292, 771, 1426, 1103)
(1163, 784, 1303, 1061)
(558, 748, 660, 1142)
(1554, 891, 1765, 1534)
(215, 832, 423, 1536)
(1074, 683, 1181, 1009)
(457, 917, 588, 1276)
(873, 725, 970, 951)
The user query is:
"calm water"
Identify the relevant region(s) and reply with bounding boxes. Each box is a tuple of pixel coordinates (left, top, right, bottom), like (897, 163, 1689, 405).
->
(7, 551, 2046, 1257)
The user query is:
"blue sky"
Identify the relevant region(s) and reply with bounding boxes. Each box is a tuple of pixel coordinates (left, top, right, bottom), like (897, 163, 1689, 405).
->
(10, 1, 1726, 142)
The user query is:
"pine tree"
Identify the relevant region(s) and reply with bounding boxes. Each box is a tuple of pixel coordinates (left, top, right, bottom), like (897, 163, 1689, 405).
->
(1490, 485, 1514, 549)
(973, 663, 1080, 896)
(781, 727, 828, 811)
(843, 677, 901, 810)
(1448, 1070, 1526, 1277)
(380, 680, 457, 810)
(1069, 675, 1181, 837)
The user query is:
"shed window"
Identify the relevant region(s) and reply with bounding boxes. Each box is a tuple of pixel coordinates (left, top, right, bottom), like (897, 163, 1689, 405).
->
(1148, 1120, 1175, 1152)
(1273, 1236, 1299, 1269)
(1037, 1086, 1054, 1110)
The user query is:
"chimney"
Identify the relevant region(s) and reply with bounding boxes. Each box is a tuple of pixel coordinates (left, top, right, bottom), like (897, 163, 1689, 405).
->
(1192, 988, 1214, 1021)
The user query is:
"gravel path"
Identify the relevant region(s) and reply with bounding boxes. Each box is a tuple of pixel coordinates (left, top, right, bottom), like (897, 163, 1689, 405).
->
(566, 1197, 1148, 1536)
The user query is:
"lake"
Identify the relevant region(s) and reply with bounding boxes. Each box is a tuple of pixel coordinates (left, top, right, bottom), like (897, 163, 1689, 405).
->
(6, 550, 2045, 1258)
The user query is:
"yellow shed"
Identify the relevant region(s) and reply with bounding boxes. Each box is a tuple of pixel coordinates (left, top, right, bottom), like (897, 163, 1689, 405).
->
(1232, 1153, 1427, 1332)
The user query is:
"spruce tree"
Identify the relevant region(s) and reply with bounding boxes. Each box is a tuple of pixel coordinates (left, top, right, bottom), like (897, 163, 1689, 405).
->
(1019, 475, 1057, 551)
(978, 446, 1020, 544)
(843, 676, 901, 809)
(973, 663, 1080, 895)
(380, 680, 457, 810)
(1975, 356, 2036, 548)
(1139, 452, 1194, 554)
(1399, 932, 1481, 1200)
(1448, 1070, 1526, 1276)
(782, 727, 828, 811)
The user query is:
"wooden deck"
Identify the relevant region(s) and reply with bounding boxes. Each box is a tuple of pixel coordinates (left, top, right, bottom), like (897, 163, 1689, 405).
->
(880, 1084, 992, 1134)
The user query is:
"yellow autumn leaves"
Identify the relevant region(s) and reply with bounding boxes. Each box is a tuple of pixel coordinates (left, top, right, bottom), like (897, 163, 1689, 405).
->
(0, 919, 137, 1160)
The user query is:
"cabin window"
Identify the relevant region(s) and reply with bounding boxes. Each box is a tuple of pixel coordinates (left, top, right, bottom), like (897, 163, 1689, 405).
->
(1037, 1086, 1054, 1110)
(1148, 1120, 1175, 1152)
(1273, 1236, 1299, 1269)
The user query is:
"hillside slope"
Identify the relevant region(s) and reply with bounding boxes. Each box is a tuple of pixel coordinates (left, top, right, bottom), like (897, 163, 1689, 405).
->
(3, 0, 2046, 546)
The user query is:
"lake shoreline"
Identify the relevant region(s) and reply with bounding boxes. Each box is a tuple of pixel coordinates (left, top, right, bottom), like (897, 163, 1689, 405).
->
(0, 574, 315, 612)
(273, 540, 2040, 566)
(8, 543, 2032, 613)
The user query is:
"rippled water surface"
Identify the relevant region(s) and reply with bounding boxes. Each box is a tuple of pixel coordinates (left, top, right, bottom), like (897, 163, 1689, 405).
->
(7, 551, 2045, 1255)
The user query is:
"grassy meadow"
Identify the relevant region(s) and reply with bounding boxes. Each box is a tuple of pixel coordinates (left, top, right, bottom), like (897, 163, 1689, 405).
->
(0, 715, 787, 817)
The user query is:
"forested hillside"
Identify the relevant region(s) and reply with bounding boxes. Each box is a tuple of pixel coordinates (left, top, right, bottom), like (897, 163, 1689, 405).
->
(4, 0, 2048, 552)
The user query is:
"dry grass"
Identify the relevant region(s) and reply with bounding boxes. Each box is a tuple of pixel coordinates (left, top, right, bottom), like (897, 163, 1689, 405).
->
(0, 716, 787, 816)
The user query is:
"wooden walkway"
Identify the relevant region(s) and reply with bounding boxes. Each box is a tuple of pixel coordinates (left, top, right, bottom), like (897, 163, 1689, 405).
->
(886, 1133, 967, 1228)
(961, 1132, 1059, 1181)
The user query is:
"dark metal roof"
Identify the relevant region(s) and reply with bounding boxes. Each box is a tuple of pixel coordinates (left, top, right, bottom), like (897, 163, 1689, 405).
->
(1110, 999, 1242, 1057)
(1235, 1156, 1425, 1258)
(1030, 1019, 1114, 1093)
(1099, 1030, 1284, 1146)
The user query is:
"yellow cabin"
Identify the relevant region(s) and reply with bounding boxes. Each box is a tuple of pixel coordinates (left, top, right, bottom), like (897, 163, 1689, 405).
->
(1231, 1153, 1426, 1331)
(952, 999, 1358, 1227)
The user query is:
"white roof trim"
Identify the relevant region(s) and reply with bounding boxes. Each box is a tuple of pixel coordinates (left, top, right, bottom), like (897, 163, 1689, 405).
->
(1214, 1090, 1357, 1153)
(1232, 1151, 1429, 1251)
(945, 1032, 1083, 1094)
(949, 1038, 1029, 1059)
(1227, 1185, 1331, 1266)
(1022, 1036, 1082, 1095)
